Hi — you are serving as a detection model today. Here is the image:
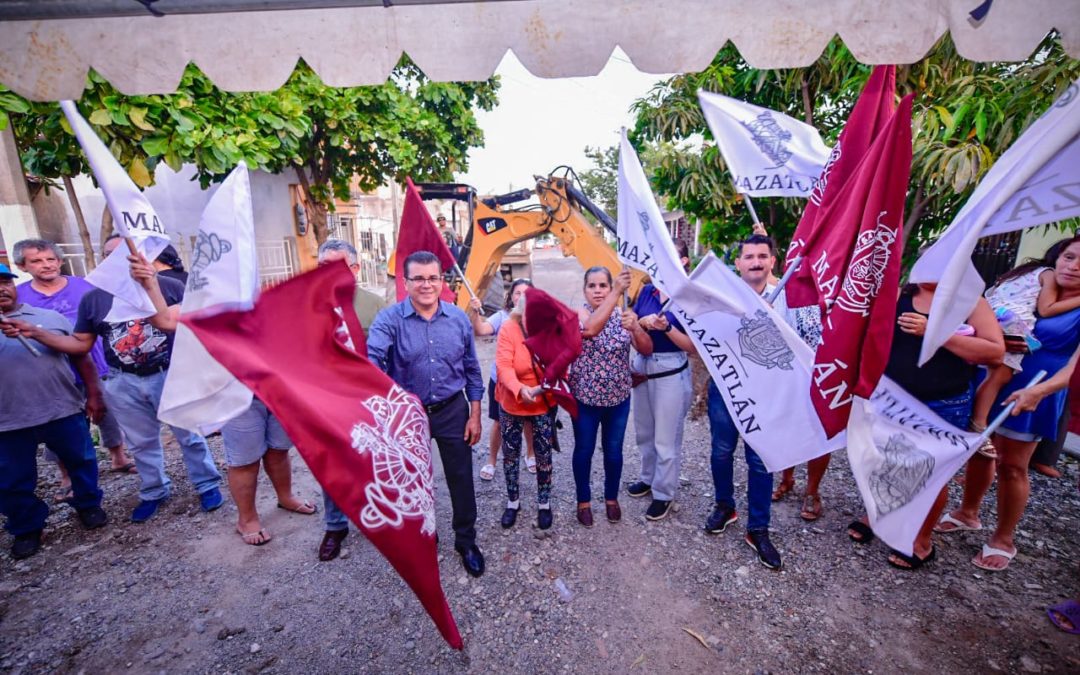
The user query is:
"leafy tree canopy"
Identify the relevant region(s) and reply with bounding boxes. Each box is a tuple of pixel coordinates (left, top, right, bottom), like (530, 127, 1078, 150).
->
(629, 34, 1079, 263)
(0, 58, 500, 242)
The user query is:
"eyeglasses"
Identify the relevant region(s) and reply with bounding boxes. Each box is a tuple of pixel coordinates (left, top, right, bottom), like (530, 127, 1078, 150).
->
(406, 275, 444, 285)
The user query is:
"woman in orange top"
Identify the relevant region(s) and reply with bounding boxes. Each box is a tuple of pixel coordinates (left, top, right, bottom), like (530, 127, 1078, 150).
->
(495, 292, 556, 531)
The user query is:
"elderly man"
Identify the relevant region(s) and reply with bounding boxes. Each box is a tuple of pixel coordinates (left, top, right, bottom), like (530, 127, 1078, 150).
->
(0, 263, 108, 559)
(315, 239, 387, 561)
(4, 236, 223, 523)
(13, 239, 136, 494)
(367, 250, 486, 577)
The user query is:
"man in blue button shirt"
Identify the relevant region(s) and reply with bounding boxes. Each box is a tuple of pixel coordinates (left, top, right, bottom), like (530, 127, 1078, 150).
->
(367, 250, 486, 577)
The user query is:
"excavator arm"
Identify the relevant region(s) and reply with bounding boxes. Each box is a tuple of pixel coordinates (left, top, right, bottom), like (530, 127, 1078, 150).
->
(452, 175, 647, 311)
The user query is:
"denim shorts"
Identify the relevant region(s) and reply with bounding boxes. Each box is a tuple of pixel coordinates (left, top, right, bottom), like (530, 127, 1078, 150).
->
(924, 388, 974, 430)
(221, 399, 293, 466)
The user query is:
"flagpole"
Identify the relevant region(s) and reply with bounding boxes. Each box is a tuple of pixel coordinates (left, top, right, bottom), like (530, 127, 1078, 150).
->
(968, 369, 1048, 452)
(451, 261, 479, 303)
(741, 193, 762, 226)
(764, 256, 802, 304)
(0, 311, 42, 357)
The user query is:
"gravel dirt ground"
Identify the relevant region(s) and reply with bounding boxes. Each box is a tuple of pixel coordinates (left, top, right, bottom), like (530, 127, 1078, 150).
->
(2, 248, 1078, 674)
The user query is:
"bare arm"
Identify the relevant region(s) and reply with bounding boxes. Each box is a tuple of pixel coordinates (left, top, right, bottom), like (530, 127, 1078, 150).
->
(1036, 270, 1080, 317)
(1005, 342, 1080, 414)
(72, 353, 106, 423)
(620, 309, 653, 356)
(130, 255, 181, 332)
(1, 319, 96, 355)
(941, 297, 1005, 366)
(654, 314, 697, 354)
(467, 297, 495, 336)
(583, 268, 631, 338)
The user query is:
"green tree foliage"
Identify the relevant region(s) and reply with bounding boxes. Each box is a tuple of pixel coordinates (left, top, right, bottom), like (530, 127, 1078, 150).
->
(0, 58, 499, 243)
(631, 34, 1079, 263)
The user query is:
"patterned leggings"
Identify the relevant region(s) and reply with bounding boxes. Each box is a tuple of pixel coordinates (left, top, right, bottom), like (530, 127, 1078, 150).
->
(499, 409, 554, 505)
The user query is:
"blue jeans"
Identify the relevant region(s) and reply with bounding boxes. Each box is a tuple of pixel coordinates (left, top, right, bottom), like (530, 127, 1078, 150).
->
(0, 413, 103, 536)
(924, 388, 974, 430)
(104, 371, 221, 501)
(707, 381, 772, 532)
(323, 491, 348, 532)
(571, 398, 631, 503)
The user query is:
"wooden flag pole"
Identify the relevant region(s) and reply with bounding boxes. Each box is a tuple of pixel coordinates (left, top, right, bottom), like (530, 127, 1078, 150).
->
(969, 369, 1048, 452)
(0, 310, 42, 357)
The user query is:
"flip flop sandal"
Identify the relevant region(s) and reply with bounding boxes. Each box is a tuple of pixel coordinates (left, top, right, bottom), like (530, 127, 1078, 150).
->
(972, 543, 1016, 571)
(771, 480, 795, 502)
(479, 463, 496, 481)
(277, 501, 318, 515)
(847, 520, 875, 544)
(800, 494, 823, 521)
(109, 461, 138, 474)
(933, 513, 982, 534)
(238, 528, 272, 546)
(1047, 600, 1080, 635)
(53, 486, 74, 503)
(526, 456, 537, 474)
(887, 546, 936, 571)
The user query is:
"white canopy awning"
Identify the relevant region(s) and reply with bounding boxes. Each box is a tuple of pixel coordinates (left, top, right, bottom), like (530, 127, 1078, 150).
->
(0, 0, 1077, 101)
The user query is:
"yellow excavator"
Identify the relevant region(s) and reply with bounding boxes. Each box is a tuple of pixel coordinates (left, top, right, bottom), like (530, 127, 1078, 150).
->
(397, 170, 648, 312)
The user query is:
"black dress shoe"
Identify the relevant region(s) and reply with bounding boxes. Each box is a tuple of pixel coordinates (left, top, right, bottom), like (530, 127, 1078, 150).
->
(318, 530, 348, 561)
(537, 509, 553, 530)
(458, 545, 485, 578)
(500, 507, 519, 529)
(11, 530, 42, 560)
(76, 506, 108, 530)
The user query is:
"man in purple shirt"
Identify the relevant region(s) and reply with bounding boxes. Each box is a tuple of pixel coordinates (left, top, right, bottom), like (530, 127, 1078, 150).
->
(13, 239, 135, 494)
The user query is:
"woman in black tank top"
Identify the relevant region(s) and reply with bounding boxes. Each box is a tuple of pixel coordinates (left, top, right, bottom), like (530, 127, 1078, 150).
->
(849, 282, 1004, 571)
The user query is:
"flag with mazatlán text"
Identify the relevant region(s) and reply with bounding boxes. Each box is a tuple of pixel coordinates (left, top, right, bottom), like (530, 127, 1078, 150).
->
(810, 95, 914, 439)
(698, 91, 830, 198)
(182, 262, 463, 650)
(783, 66, 898, 310)
(60, 100, 172, 321)
(910, 78, 1080, 365)
(394, 178, 457, 303)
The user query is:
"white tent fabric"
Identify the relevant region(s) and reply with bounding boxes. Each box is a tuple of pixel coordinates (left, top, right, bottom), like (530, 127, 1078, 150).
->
(1, 0, 1077, 100)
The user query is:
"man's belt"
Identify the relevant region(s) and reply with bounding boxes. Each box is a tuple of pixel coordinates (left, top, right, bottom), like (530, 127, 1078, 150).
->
(119, 363, 169, 377)
(424, 392, 462, 415)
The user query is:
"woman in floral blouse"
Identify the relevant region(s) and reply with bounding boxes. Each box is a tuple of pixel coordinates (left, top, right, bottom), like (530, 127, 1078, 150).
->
(569, 266, 652, 526)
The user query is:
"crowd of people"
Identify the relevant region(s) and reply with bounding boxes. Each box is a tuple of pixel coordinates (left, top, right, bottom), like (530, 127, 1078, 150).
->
(1, 231, 1078, 610)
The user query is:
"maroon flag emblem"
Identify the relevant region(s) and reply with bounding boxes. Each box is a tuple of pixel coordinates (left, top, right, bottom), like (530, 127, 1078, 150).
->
(182, 262, 463, 649)
(811, 95, 914, 438)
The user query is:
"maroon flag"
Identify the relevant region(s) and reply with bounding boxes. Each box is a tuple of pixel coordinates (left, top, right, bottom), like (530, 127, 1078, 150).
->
(811, 94, 914, 438)
(395, 178, 457, 303)
(522, 287, 582, 418)
(784, 65, 898, 308)
(182, 262, 463, 649)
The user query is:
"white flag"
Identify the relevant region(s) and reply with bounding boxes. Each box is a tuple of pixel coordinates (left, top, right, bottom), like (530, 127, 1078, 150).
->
(616, 130, 743, 317)
(910, 80, 1080, 366)
(60, 100, 171, 321)
(158, 163, 258, 434)
(698, 91, 830, 198)
(847, 378, 981, 556)
(671, 253, 843, 472)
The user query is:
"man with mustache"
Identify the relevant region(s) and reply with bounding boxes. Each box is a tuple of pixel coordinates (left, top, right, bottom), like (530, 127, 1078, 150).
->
(701, 234, 783, 570)
(0, 263, 108, 559)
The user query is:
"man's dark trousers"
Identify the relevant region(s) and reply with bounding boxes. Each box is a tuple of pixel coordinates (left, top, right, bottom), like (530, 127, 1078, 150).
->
(428, 394, 477, 551)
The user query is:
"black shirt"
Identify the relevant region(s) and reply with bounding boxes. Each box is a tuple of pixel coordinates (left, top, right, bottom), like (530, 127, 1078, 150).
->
(885, 290, 975, 401)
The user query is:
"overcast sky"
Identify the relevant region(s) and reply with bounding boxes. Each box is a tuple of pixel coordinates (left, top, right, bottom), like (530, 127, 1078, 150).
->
(455, 49, 671, 196)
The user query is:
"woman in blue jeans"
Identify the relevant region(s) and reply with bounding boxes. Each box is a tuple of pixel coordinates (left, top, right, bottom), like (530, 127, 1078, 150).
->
(569, 266, 652, 526)
(847, 282, 1003, 570)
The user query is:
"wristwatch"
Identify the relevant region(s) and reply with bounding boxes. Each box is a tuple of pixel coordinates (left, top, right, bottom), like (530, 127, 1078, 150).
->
(663, 323, 674, 333)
